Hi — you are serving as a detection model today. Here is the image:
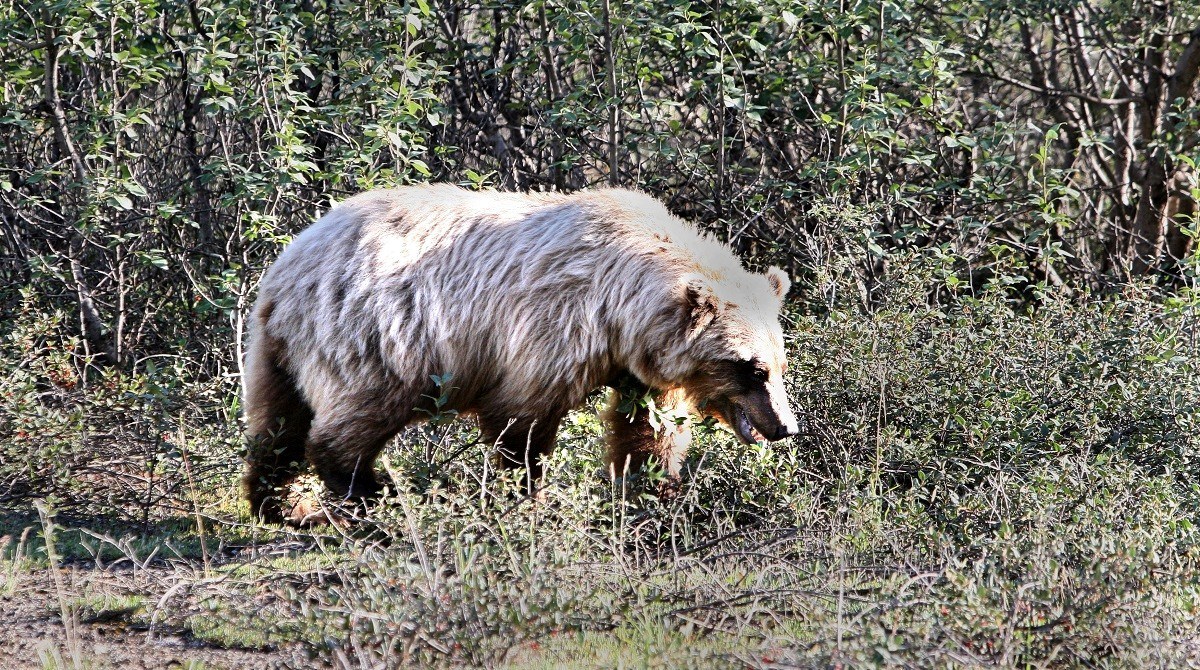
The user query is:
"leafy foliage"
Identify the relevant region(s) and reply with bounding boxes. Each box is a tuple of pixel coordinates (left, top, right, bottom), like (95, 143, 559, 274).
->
(2, 1, 1200, 667)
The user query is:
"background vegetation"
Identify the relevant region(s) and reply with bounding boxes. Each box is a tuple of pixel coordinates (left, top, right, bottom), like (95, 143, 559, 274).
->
(1, 0, 1199, 667)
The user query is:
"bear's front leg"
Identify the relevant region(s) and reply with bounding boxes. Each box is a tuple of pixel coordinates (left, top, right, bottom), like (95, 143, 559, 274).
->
(604, 386, 693, 482)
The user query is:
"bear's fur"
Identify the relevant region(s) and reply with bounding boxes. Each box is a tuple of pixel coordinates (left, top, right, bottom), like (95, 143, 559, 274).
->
(243, 184, 797, 524)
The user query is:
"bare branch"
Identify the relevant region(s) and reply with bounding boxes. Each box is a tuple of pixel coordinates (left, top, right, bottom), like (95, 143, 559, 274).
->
(965, 69, 1140, 106)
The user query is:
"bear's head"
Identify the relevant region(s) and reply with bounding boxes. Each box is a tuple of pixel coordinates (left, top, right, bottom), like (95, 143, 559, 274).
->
(657, 266, 800, 444)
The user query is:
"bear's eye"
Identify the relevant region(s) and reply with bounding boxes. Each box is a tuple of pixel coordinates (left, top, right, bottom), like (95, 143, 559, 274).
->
(750, 360, 770, 381)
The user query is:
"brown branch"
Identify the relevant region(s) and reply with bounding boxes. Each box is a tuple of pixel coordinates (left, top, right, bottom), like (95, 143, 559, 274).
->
(602, 0, 619, 186)
(537, 4, 564, 190)
(1129, 25, 1200, 273)
(41, 13, 116, 365)
(42, 28, 86, 183)
(965, 69, 1140, 106)
(1166, 26, 1200, 104)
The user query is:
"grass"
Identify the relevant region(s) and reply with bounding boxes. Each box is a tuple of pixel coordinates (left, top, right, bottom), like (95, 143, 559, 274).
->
(2, 256, 1199, 668)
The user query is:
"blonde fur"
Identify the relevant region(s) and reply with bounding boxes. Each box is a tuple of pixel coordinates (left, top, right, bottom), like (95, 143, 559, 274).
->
(243, 184, 792, 521)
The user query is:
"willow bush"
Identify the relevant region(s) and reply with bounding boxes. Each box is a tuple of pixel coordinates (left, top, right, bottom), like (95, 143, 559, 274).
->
(1, 2, 1200, 666)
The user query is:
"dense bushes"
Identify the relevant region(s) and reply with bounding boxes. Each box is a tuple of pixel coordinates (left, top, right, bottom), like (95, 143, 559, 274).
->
(244, 266, 1198, 666)
(2, 0, 1199, 383)
(3, 245, 1198, 666)
(2, 1, 1200, 666)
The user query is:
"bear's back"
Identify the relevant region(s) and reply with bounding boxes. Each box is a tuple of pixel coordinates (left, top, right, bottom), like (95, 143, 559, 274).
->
(253, 184, 770, 409)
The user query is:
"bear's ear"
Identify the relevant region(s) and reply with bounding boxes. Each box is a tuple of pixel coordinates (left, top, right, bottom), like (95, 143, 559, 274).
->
(683, 274, 721, 340)
(765, 266, 791, 300)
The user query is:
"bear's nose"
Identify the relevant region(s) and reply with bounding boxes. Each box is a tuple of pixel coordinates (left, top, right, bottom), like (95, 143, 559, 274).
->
(771, 420, 800, 441)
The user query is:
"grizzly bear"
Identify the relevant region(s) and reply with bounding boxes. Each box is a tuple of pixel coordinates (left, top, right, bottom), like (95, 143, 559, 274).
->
(243, 184, 797, 524)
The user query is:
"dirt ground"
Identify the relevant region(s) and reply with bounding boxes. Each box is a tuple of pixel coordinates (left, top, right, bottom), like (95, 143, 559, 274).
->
(0, 566, 308, 670)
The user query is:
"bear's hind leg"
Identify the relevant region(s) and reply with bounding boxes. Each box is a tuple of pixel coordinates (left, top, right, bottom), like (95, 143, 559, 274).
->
(305, 391, 416, 506)
(306, 422, 388, 503)
(481, 411, 566, 493)
(243, 334, 314, 523)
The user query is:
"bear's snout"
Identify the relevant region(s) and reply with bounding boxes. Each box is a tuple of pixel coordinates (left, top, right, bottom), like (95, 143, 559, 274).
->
(761, 385, 800, 442)
(726, 390, 800, 444)
(762, 404, 800, 441)
(770, 418, 799, 441)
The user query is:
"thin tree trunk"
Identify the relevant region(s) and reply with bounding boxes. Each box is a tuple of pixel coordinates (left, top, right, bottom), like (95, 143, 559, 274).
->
(42, 14, 115, 366)
(603, 0, 618, 186)
(539, 5, 565, 190)
(1130, 26, 1200, 274)
(715, 1, 726, 221)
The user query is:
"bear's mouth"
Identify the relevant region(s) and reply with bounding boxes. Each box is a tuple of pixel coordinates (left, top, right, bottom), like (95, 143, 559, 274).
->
(730, 404, 767, 444)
